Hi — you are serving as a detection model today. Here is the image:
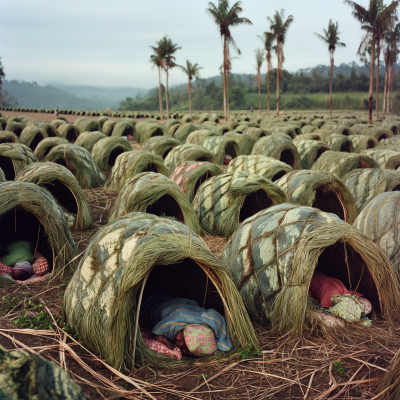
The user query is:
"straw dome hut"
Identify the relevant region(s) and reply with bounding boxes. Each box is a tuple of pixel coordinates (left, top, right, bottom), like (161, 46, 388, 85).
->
(136, 122, 167, 143)
(325, 134, 353, 153)
(0, 143, 38, 180)
(224, 132, 258, 155)
(57, 123, 81, 143)
(201, 136, 240, 165)
(0, 131, 20, 144)
(74, 131, 106, 152)
(5, 122, 26, 137)
(292, 133, 322, 144)
(362, 149, 400, 170)
(185, 129, 218, 145)
(142, 136, 182, 158)
(174, 124, 201, 143)
(19, 127, 49, 151)
(348, 135, 378, 153)
(111, 120, 137, 140)
(295, 140, 331, 169)
(34, 137, 69, 161)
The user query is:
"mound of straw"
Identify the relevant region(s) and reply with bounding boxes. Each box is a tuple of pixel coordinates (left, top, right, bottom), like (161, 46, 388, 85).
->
(57, 123, 81, 143)
(201, 136, 240, 165)
(142, 136, 182, 158)
(34, 137, 69, 161)
(295, 139, 331, 169)
(20, 126, 48, 151)
(0, 131, 20, 144)
(74, 131, 106, 152)
(362, 148, 400, 169)
(0, 143, 38, 180)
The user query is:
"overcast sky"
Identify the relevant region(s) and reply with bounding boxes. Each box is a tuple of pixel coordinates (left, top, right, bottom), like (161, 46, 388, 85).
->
(0, 0, 387, 89)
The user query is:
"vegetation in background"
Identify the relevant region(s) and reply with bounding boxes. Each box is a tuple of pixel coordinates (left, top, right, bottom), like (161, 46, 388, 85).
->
(0, 57, 5, 108)
(179, 60, 203, 115)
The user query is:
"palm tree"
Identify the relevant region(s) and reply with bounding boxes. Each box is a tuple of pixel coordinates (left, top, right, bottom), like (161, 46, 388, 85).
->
(344, 0, 398, 124)
(179, 60, 203, 116)
(315, 20, 346, 117)
(258, 32, 274, 116)
(149, 51, 165, 118)
(268, 9, 294, 117)
(206, 0, 252, 120)
(254, 49, 264, 115)
(0, 58, 5, 108)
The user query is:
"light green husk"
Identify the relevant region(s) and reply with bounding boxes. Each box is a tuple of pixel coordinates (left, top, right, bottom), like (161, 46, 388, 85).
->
(74, 131, 107, 152)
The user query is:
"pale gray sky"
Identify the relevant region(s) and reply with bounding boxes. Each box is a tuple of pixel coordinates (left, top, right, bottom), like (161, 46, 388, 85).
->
(0, 0, 386, 89)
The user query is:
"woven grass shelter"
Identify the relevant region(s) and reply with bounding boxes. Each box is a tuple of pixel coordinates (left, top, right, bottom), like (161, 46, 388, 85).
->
(76, 119, 101, 133)
(364, 127, 394, 141)
(168, 123, 182, 137)
(111, 120, 137, 140)
(227, 154, 293, 182)
(311, 151, 378, 178)
(348, 135, 378, 153)
(163, 119, 181, 131)
(362, 149, 400, 170)
(57, 123, 81, 143)
(192, 171, 288, 237)
(5, 122, 26, 137)
(34, 137, 69, 161)
(379, 136, 400, 147)
(37, 123, 60, 138)
(292, 133, 322, 144)
(382, 122, 400, 136)
(91, 137, 132, 173)
(201, 136, 239, 165)
(44, 144, 107, 189)
(17, 162, 94, 230)
(221, 203, 400, 332)
(170, 161, 223, 202)
(102, 119, 117, 135)
(224, 132, 258, 155)
(142, 136, 181, 158)
(63, 213, 258, 369)
(164, 144, 217, 174)
(74, 131, 106, 152)
(20, 126, 49, 151)
(182, 114, 193, 122)
(275, 170, 357, 223)
(174, 124, 201, 143)
(186, 129, 218, 145)
(343, 168, 400, 211)
(98, 116, 110, 127)
(105, 151, 168, 193)
(108, 172, 202, 234)
(295, 139, 331, 169)
(251, 136, 302, 169)
(326, 134, 353, 152)
(215, 125, 232, 135)
(51, 119, 66, 128)
(0, 181, 78, 278)
(0, 131, 20, 144)
(354, 192, 400, 272)
(0, 143, 38, 180)
(136, 122, 167, 143)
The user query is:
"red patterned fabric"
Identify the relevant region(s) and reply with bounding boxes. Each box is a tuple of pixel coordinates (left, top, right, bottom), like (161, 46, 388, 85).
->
(0, 260, 12, 275)
(14, 273, 52, 284)
(140, 327, 182, 360)
(32, 252, 50, 276)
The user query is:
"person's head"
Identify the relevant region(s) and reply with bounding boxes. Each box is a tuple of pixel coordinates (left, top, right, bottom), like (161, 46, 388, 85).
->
(175, 324, 217, 357)
(12, 261, 33, 281)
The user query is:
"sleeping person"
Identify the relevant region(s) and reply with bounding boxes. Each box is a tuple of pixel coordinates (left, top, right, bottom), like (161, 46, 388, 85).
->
(139, 292, 233, 357)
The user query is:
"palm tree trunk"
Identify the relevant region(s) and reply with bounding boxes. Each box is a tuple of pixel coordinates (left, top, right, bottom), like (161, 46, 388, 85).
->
(166, 69, 170, 120)
(158, 67, 162, 117)
(222, 38, 227, 121)
(376, 37, 380, 119)
(189, 83, 192, 116)
(0, 78, 2, 108)
(330, 52, 333, 117)
(226, 69, 230, 120)
(258, 72, 262, 115)
(387, 64, 391, 115)
(368, 31, 375, 124)
(276, 42, 280, 118)
(391, 63, 394, 115)
(267, 67, 270, 117)
(383, 61, 388, 120)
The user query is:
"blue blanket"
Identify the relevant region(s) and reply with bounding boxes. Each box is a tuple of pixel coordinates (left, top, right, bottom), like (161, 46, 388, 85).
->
(139, 292, 233, 352)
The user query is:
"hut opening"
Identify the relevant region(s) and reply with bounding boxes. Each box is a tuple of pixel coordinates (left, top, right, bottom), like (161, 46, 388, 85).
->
(339, 141, 352, 153)
(29, 132, 46, 151)
(162, 148, 173, 159)
(152, 127, 164, 137)
(239, 190, 273, 222)
(280, 150, 295, 167)
(108, 147, 126, 168)
(224, 142, 238, 165)
(193, 172, 214, 197)
(121, 126, 134, 138)
(66, 130, 78, 143)
(146, 194, 184, 222)
(0, 156, 15, 180)
(43, 180, 78, 215)
(12, 126, 24, 137)
(316, 147, 328, 161)
(313, 187, 346, 221)
(271, 171, 287, 181)
(142, 163, 160, 173)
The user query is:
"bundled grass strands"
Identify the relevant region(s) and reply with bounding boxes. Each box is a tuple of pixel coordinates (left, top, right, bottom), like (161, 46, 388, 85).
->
(198, 113, 210, 123)
(354, 192, 400, 273)
(51, 119, 66, 128)
(348, 134, 378, 153)
(381, 122, 400, 135)
(224, 131, 258, 155)
(186, 129, 218, 145)
(174, 123, 201, 143)
(216, 124, 232, 135)
(311, 118, 326, 128)
(233, 124, 251, 134)
(170, 161, 223, 202)
(326, 134, 353, 152)
(0, 168, 5, 182)
(182, 114, 193, 122)
(251, 135, 302, 169)
(227, 154, 293, 182)
(362, 148, 400, 170)
(201, 136, 239, 165)
(63, 213, 258, 369)
(38, 123, 60, 137)
(97, 115, 110, 127)
(241, 127, 267, 138)
(44, 144, 107, 189)
(292, 133, 322, 144)
(317, 129, 336, 142)
(301, 125, 318, 134)
(5, 121, 25, 137)
(321, 123, 352, 135)
(378, 348, 400, 400)
(102, 119, 117, 136)
(57, 123, 81, 143)
(0, 181, 79, 278)
(108, 172, 202, 234)
(91, 137, 132, 173)
(54, 116, 68, 122)
(163, 118, 181, 131)
(351, 123, 372, 135)
(164, 144, 217, 174)
(141, 136, 181, 159)
(276, 170, 357, 223)
(0, 131, 20, 144)
(379, 136, 400, 147)
(34, 137, 69, 161)
(75, 119, 101, 133)
(17, 162, 94, 230)
(105, 151, 168, 193)
(225, 120, 240, 130)
(137, 122, 167, 143)
(363, 127, 394, 141)
(193, 171, 287, 237)
(0, 345, 87, 400)
(343, 168, 400, 211)
(295, 140, 331, 169)
(0, 143, 38, 180)
(168, 123, 182, 137)
(311, 151, 378, 178)
(221, 203, 400, 334)
(74, 131, 106, 152)
(111, 120, 137, 140)
(20, 126, 49, 151)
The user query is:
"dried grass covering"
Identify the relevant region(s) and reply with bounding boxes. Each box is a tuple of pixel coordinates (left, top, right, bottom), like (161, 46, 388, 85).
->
(348, 134, 378, 153)
(326, 134, 353, 152)
(74, 131, 106, 152)
(224, 132, 258, 155)
(201, 136, 240, 165)
(136, 122, 167, 143)
(0, 143, 38, 180)
(362, 148, 400, 170)
(34, 137, 69, 161)
(57, 123, 81, 143)
(0, 131, 20, 144)
(186, 129, 218, 145)
(295, 139, 331, 169)
(20, 126, 48, 151)
(141, 135, 182, 158)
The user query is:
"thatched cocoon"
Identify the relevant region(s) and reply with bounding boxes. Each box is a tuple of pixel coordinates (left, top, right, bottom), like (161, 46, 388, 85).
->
(301, 125, 318, 134)
(317, 129, 335, 142)
(242, 127, 267, 138)
(44, 144, 107, 189)
(321, 123, 352, 135)
(363, 127, 394, 141)
(105, 151, 168, 193)
(186, 129, 218, 145)
(168, 123, 182, 137)
(227, 154, 293, 182)
(325, 134, 353, 152)
(276, 170, 357, 223)
(5, 121, 25, 137)
(221, 203, 400, 332)
(182, 114, 193, 123)
(348, 135, 378, 153)
(20, 126, 49, 151)
(224, 132, 258, 155)
(174, 123, 201, 143)
(0, 143, 38, 180)
(136, 122, 167, 143)
(251, 136, 302, 169)
(351, 123, 371, 135)
(192, 171, 288, 237)
(0, 181, 79, 278)
(198, 113, 210, 123)
(382, 122, 400, 136)
(38, 123, 60, 138)
(98, 116, 110, 127)
(74, 131, 106, 152)
(311, 151, 378, 178)
(0, 131, 20, 144)
(354, 192, 400, 272)
(108, 172, 202, 234)
(111, 120, 137, 140)
(163, 119, 181, 131)
(63, 213, 258, 369)
(343, 168, 400, 211)
(362, 148, 400, 169)
(141, 136, 181, 159)
(91, 137, 132, 173)
(16, 162, 94, 230)
(292, 133, 322, 144)
(201, 136, 239, 165)
(295, 139, 331, 169)
(34, 137, 69, 161)
(57, 123, 81, 143)
(379, 136, 400, 147)
(0, 168, 5, 181)
(102, 119, 117, 135)
(164, 144, 217, 174)
(76, 119, 101, 133)
(51, 119, 66, 128)
(215, 124, 232, 135)
(170, 161, 223, 202)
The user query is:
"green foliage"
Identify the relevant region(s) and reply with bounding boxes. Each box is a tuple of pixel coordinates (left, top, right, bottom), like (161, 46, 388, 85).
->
(237, 344, 261, 360)
(333, 360, 346, 376)
(2, 90, 18, 107)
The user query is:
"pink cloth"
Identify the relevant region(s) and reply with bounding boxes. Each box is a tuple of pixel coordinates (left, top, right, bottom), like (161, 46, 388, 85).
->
(141, 327, 182, 360)
(309, 272, 363, 308)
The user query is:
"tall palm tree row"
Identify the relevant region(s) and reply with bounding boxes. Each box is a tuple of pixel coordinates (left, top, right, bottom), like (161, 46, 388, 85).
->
(315, 20, 346, 117)
(206, 0, 252, 121)
(258, 32, 274, 116)
(0, 58, 5, 108)
(267, 9, 294, 117)
(179, 60, 203, 116)
(149, 40, 166, 117)
(254, 49, 264, 115)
